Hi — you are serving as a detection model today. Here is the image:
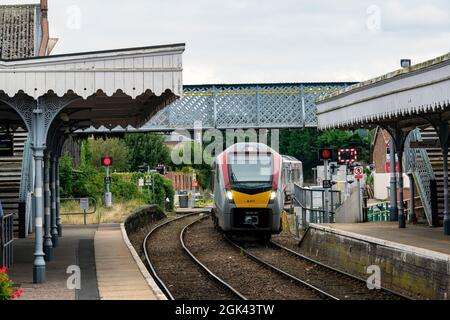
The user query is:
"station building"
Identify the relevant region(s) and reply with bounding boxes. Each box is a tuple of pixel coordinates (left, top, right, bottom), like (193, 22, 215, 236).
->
(0, 1, 184, 288)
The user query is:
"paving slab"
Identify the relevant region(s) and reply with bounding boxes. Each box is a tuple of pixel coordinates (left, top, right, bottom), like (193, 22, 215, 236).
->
(94, 224, 161, 300)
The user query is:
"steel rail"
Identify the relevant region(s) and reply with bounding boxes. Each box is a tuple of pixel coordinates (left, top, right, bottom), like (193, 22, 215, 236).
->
(142, 212, 203, 300)
(270, 240, 413, 300)
(224, 235, 340, 300)
(180, 216, 248, 300)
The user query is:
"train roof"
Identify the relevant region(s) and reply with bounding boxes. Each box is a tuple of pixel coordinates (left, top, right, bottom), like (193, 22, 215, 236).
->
(215, 143, 281, 165)
(282, 155, 302, 163)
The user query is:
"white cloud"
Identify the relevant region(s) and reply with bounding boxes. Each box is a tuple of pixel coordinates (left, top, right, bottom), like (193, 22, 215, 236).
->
(6, 0, 448, 84)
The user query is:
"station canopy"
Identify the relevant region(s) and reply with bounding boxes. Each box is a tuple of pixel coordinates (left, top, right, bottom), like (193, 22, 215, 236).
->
(0, 43, 185, 130)
(316, 53, 450, 130)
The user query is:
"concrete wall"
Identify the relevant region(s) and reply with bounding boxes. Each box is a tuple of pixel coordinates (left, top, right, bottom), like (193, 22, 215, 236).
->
(299, 224, 450, 299)
(335, 190, 361, 223)
(124, 205, 165, 235)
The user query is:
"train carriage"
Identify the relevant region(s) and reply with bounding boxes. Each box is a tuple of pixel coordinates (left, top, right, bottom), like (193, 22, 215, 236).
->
(212, 143, 284, 239)
(282, 155, 303, 201)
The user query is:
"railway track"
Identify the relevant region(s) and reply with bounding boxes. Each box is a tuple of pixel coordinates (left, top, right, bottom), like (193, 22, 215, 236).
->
(267, 240, 411, 300)
(227, 236, 410, 300)
(143, 212, 410, 300)
(184, 217, 335, 300)
(143, 212, 244, 300)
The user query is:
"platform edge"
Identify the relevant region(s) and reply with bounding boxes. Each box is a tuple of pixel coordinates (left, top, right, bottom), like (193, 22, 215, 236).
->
(120, 223, 168, 300)
(309, 223, 450, 262)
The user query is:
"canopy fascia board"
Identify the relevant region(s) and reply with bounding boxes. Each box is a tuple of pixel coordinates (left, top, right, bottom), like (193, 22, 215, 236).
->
(0, 44, 185, 99)
(317, 53, 450, 130)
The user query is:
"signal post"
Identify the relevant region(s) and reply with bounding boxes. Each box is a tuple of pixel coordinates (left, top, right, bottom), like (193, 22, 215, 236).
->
(102, 156, 113, 208)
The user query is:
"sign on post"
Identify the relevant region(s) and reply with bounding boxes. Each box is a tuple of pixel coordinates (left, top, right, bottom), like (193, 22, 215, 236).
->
(80, 198, 89, 211)
(322, 180, 332, 189)
(354, 166, 364, 180)
(80, 198, 89, 225)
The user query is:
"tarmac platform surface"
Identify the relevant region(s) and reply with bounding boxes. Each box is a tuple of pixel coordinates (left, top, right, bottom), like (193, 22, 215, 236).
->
(322, 222, 450, 256)
(8, 224, 160, 300)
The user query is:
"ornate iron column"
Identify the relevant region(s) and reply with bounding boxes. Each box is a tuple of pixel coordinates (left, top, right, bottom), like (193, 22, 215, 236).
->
(43, 152, 53, 261)
(56, 157, 62, 237)
(408, 172, 417, 223)
(51, 155, 58, 246)
(31, 102, 47, 283)
(389, 138, 398, 221)
(437, 122, 450, 235)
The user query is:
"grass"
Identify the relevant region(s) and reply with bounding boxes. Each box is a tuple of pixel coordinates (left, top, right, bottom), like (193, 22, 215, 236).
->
(60, 198, 149, 225)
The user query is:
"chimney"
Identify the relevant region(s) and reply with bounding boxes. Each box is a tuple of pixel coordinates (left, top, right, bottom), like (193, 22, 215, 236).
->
(38, 0, 49, 56)
(40, 0, 48, 12)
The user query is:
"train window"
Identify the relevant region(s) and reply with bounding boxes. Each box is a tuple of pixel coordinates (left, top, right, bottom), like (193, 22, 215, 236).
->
(228, 154, 273, 184)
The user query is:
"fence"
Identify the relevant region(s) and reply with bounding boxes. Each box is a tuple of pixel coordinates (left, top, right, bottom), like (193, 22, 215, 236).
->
(60, 198, 97, 225)
(0, 201, 14, 268)
(294, 184, 342, 230)
(367, 202, 391, 222)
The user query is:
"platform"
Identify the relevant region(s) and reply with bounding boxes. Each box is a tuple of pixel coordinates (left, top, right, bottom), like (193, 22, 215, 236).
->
(7, 223, 164, 300)
(299, 222, 450, 299)
(8, 225, 99, 300)
(321, 222, 450, 256)
(94, 224, 162, 300)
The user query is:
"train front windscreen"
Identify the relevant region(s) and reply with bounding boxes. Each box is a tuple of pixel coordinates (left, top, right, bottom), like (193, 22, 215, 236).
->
(228, 153, 273, 188)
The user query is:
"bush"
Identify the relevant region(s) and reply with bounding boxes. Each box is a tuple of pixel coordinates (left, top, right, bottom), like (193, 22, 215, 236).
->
(84, 138, 130, 172)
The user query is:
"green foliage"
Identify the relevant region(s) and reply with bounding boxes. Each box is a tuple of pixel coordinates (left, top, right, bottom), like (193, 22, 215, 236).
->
(87, 138, 131, 172)
(124, 133, 171, 171)
(59, 153, 74, 197)
(280, 128, 371, 180)
(172, 142, 212, 190)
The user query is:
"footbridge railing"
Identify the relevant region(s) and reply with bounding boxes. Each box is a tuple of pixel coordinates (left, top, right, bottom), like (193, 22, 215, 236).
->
(294, 184, 342, 231)
(141, 83, 353, 131)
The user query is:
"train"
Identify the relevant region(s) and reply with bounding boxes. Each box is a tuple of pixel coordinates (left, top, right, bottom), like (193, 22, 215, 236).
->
(281, 155, 303, 201)
(212, 142, 287, 239)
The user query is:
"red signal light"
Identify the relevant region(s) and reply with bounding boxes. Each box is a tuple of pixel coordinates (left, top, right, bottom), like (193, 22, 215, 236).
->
(101, 157, 113, 167)
(318, 148, 333, 161)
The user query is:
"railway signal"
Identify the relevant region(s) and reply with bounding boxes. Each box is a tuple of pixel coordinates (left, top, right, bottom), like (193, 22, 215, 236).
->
(338, 148, 357, 163)
(101, 156, 113, 167)
(318, 148, 333, 161)
(318, 148, 334, 223)
(101, 156, 113, 208)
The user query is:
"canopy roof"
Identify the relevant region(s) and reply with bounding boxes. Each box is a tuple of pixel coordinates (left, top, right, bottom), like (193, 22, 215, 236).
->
(317, 52, 450, 130)
(0, 43, 185, 130)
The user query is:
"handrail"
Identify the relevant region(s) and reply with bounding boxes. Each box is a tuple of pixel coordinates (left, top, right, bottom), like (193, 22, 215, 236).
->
(404, 128, 434, 226)
(294, 184, 342, 228)
(1, 201, 14, 268)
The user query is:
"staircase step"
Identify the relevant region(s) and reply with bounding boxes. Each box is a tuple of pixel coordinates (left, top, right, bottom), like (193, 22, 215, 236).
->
(0, 157, 22, 162)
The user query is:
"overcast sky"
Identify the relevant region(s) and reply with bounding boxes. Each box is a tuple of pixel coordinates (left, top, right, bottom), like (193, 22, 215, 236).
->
(5, 0, 450, 84)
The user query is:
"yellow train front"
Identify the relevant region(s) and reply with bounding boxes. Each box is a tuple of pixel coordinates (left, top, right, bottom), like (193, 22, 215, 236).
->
(212, 143, 284, 239)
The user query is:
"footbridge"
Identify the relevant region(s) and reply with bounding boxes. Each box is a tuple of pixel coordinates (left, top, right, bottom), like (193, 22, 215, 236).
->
(82, 83, 354, 133)
(141, 83, 353, 130)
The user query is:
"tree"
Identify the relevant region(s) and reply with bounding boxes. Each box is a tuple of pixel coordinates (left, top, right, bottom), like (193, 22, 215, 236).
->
(279, 128, 371, 180)
(123, 133, 171, 171)
(88, 138, 130, 172)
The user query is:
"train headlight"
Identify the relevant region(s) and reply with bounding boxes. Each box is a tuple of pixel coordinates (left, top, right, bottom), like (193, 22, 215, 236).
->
(269, 190, 277, 202)
(226, 190, 234, 202)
